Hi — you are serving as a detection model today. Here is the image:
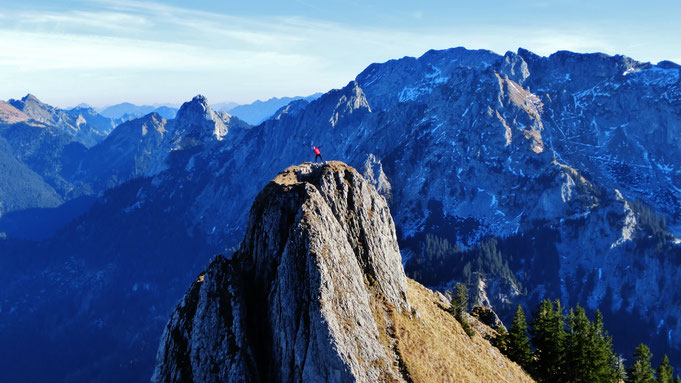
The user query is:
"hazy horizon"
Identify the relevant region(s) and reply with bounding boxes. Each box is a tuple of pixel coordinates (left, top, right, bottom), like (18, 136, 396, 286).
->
(4, 92, 322, 111)
(2, 0, 680, 108)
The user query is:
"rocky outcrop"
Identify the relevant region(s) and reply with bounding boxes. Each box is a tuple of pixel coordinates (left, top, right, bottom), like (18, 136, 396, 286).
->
(153, 162, 410, 382)
(152, 162, 532, 383)
(471, 306, 504, 331)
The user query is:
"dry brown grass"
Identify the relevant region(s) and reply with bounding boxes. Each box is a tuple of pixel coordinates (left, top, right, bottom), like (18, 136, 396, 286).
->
(0, 101, 29, 124)
(391, 279, 535, 383)
(272, 161, 355, 186)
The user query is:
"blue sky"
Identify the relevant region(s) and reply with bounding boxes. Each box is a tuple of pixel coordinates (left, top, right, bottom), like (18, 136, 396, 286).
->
(1, 0, 679, 107)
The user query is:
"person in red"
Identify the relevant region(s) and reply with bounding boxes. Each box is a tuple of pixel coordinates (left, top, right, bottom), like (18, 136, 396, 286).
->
(312, 145, 324, 163)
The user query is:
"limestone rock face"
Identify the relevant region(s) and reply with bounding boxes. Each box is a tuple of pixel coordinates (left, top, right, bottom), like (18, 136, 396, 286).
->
(172, 95, 229, 143)
(153, 162, 410, 382)
(151, 256, 254, 383)
(362, 154, 392, 200)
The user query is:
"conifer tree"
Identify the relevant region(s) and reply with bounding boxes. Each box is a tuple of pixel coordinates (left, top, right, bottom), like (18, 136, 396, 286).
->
(450, 283, 474, 337)
(508, 305, 532, 370)
(452, 283, 468, 315)
(565, 307, 617, 382)
(530, 299, 567, 382)
(494, 325, 509, 354)
(657, 355, 673, 383)
(565, 306, 591, 381)
(674, 376, 681, 383)
(628, 344, 655, 383)
(592, 310, 618, 382)
(616, 355, 628, 382)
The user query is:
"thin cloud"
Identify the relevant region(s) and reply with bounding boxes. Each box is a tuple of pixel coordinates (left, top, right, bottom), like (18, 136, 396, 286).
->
(20, 10, 149, 29)
(0, 30, 315, 72)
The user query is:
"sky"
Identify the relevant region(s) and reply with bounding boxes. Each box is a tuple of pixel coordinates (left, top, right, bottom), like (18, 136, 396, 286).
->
(1, 0, 680, 108)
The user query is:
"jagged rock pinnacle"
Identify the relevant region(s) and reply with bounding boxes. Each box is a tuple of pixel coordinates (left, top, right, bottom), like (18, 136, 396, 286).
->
(175, 94, 211, 121)
(171, 94, 228, 143)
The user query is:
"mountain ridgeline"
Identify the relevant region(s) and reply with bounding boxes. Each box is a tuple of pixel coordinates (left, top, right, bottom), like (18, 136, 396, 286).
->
(0, 95, 250, 239)
(152, 162, 532, 383)
(2, 46, 681, 381)
(99, 102, 178, 125)
(8, 94, 115, 148)
(224, 93, 322, 125)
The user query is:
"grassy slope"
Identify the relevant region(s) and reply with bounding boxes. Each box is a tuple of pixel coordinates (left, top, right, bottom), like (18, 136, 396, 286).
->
(377, 279, 534, 383)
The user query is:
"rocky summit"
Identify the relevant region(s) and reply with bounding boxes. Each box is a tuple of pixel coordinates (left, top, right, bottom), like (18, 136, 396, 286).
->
(151, 162, 532, 383)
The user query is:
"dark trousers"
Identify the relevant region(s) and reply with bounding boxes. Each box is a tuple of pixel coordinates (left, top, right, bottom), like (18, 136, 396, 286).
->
(315, 154, 323, 163)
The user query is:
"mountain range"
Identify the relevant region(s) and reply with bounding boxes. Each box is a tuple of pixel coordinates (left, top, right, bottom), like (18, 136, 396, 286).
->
(224, 94, 323, 125)
(99, 102, 179, 125)
(7, 94, 115, 148)
(97, 94, 322, 127)
(2, 46, 681, 381)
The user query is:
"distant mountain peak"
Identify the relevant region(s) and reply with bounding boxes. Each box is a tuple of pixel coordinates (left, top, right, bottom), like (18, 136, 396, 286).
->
(107, 112, 166, 141)
(211, 101, 239, 113)
(227, 93, 324, 125)
(308, 81, 372, 128)
(9, 93, 48, 110)
(271, 98, 309, 120)
(657, 60, 681, 69)
(190, 94, 208, 104)
(8, 93, 57, 123)
(5, 94, 115, 147)
(22, 93, 41, 103)
(99, 102, 178, 122)
(175, 94, 212, 121)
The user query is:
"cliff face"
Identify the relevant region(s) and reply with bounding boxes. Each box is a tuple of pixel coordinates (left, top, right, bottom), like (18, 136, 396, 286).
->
(152, 162, 409, 382)
(152, 162, 532, 383)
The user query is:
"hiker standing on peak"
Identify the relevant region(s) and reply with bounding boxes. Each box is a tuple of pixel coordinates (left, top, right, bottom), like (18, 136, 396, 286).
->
(312, 145, 325, 164)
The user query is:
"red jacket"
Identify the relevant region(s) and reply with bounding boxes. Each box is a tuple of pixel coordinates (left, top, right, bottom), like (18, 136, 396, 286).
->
(313, 146, 321, 155)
